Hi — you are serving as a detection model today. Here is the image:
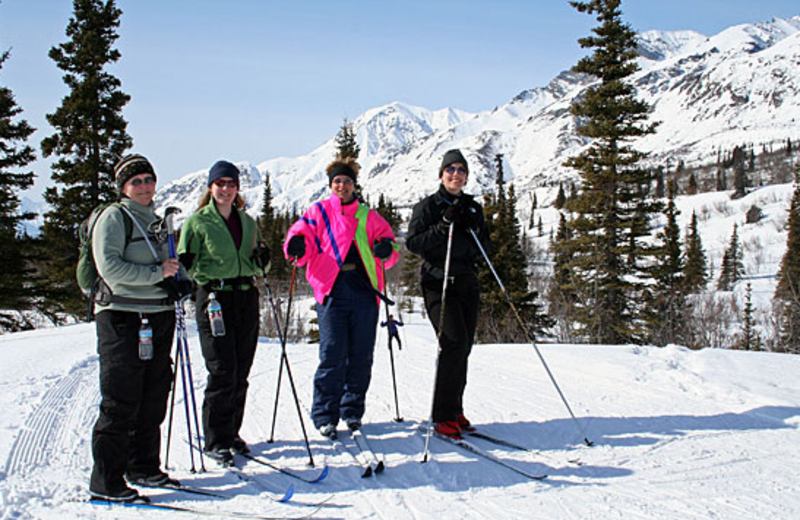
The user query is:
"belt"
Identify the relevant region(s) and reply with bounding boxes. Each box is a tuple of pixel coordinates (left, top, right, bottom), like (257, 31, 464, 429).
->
(203, 276, 255, 291)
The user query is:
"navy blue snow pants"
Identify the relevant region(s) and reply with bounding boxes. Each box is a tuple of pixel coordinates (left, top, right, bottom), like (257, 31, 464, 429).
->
(311, 272, 379, 428)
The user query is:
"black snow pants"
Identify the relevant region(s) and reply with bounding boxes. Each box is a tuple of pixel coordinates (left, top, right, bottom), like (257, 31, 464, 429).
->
(195, 285, 259, 452)
(422, 272, 480, 423)
(90, 309, 175, 495)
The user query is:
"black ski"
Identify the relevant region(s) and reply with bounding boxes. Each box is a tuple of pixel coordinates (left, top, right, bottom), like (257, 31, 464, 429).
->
(141, 481, 228, 498)
(228, 465, 295, 502)
(323, 434, 372, 478)
(431, 432, 548, 481)
(89, 497, 321, 519)
(349, 429, 385, 473)
(467, 430, 583, 465)
(466, 431, 532, 452)
(242, 453, 330, 483)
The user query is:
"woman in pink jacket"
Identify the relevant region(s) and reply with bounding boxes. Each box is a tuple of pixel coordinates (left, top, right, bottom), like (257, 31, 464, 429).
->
(284, 157, 398, 439)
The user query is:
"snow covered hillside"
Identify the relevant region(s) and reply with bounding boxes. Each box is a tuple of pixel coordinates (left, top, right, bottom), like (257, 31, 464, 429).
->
(154, 15, 800, 224)
(2, 305, 800, 519)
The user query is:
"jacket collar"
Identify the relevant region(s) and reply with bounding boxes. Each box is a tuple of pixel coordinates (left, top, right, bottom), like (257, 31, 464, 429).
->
(434, 184, 473, 206)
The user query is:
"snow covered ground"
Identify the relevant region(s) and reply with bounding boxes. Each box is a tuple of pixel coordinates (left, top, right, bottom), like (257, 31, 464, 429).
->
(1, 301, 800, 520)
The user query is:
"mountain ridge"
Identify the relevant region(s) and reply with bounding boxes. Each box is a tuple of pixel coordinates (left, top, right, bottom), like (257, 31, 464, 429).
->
(145, 15, 799, 227)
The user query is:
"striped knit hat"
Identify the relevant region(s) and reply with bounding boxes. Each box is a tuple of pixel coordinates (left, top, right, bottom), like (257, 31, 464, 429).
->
(114, 154, 156, 192)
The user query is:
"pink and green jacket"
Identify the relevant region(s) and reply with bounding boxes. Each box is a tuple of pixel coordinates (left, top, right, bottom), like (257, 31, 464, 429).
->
(284, 195, 399, 305)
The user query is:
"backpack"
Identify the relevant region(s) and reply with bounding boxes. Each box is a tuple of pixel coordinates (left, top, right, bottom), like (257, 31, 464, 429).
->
(76, 202, 133, 309)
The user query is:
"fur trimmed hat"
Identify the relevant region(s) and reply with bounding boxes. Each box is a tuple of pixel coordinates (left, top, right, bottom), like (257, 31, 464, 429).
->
(115, 154, 156, 192)
(439, 149, 468, 178)
(326, 156, 360, 186)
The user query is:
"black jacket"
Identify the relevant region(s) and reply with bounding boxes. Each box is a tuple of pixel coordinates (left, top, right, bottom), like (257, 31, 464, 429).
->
(406, 185, 491, 283)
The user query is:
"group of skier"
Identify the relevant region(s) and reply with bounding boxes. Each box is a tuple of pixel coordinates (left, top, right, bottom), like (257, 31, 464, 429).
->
(87, 148, 490, 503)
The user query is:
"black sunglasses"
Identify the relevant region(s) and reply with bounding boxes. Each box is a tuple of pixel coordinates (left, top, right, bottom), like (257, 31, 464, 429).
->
(129, 176, 156, 186)
(445, 166, 467, 175)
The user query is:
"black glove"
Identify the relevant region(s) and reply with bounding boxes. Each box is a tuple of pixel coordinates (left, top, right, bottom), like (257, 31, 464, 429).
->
(460, 205, 479, 231)
(442, 201, 464, 224)
(254, 242, 271, 267)
(287, 235, 306, 258)
(178, 252, 195, 271)
(157, 277, 194, 301)
(373, 238, 394, 260)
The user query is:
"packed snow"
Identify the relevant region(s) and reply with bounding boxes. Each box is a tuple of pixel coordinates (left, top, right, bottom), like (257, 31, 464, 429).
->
(1, 291, 800, 519)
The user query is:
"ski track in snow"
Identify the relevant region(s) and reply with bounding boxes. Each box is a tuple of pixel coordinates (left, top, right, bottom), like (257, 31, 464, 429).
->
(1, 309, 800, 519)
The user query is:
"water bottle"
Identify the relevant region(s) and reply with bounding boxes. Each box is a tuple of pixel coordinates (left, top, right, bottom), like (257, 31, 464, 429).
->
(207, 292, 226, 337)
(138, 317, 154, 361)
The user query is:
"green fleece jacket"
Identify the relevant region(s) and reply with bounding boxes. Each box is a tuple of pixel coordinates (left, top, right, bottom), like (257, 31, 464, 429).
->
(177, 202, 266, 286)
(92, 198, 176, 314)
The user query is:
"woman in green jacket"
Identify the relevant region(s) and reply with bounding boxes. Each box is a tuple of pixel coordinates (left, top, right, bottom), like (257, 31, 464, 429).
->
(178, 160, 270, 466)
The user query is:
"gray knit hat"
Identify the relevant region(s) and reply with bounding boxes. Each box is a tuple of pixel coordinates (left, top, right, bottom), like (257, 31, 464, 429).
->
(115, 154, 156, 192)
(439, 149, 468, 178)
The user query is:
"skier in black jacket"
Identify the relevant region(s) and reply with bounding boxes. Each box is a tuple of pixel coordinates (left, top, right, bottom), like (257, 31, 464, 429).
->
(406, 149, 490, 439)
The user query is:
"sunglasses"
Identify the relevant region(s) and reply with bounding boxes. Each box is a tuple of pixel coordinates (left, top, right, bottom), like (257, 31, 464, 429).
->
(445, 166, 467, 175)
(214, 179, 239, 188)
(332, 177, 354, 185)
(129, 176, 156, 186)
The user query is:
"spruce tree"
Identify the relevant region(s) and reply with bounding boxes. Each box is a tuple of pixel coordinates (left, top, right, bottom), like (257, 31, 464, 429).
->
(561, 0, 659, 344)
(654, 168, 665, 199)
(682, 211, 709, 292)
(334, 117, 360, 160)
(39, 0, 131, 316)
(737, 282, 759, 351)
(478, 182, 551, 343)
(717, 223, 744, 291)
(553, 183, 566, 209)
(686, 172, 698, 195)
(732, 145, 747, 199)
(375, 193, 402, 233)
(645, 180, 688, 346)
(0, 51, 38, 331)
(774, 166, 800, 353)
(334, 117, 364, 201)
(258, 175, 289, 281)
(548, 212, 576, 338)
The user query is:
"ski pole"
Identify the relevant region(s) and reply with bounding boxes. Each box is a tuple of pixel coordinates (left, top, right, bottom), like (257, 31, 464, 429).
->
(467, 228, 593, 446)
(422, 221, 455, 463)
(265, 281, 286, 443)
(165, 208, 206, 470)
(164, 320, 182, 470)
(381, 261, 403, 422)
(265, 260, 315, 466)
(177, 301, 206, 471)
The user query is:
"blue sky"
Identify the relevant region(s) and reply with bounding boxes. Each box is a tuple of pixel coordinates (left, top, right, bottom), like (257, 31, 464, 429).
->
(1, 0, 798, 198)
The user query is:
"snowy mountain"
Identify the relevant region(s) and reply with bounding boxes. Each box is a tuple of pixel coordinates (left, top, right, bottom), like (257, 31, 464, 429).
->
(2, 301, 800, 519)
(154, 15, 800, 226)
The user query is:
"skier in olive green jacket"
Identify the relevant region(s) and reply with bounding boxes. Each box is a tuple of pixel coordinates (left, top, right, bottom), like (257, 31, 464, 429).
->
(89, 154, 189, 503)
(178, 160, 270, 466)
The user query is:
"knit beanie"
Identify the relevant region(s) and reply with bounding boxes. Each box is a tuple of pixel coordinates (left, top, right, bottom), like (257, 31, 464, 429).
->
(208, 160, 240, 187)
(439, 149, 469, 178)
(115, 154, 156, 192)
(327, 162, 358, 186)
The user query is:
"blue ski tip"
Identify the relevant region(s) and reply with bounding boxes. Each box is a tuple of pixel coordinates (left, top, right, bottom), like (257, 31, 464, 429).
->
(312, 465, 330, 483)
(278, 484, 295, 503)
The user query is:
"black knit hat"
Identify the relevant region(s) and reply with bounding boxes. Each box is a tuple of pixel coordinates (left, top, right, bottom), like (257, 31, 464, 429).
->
(115, 154, 156, 192)
(439, 149, 468, 178)
(208, 160, 240, 187)
(327, 163, 358, 186)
